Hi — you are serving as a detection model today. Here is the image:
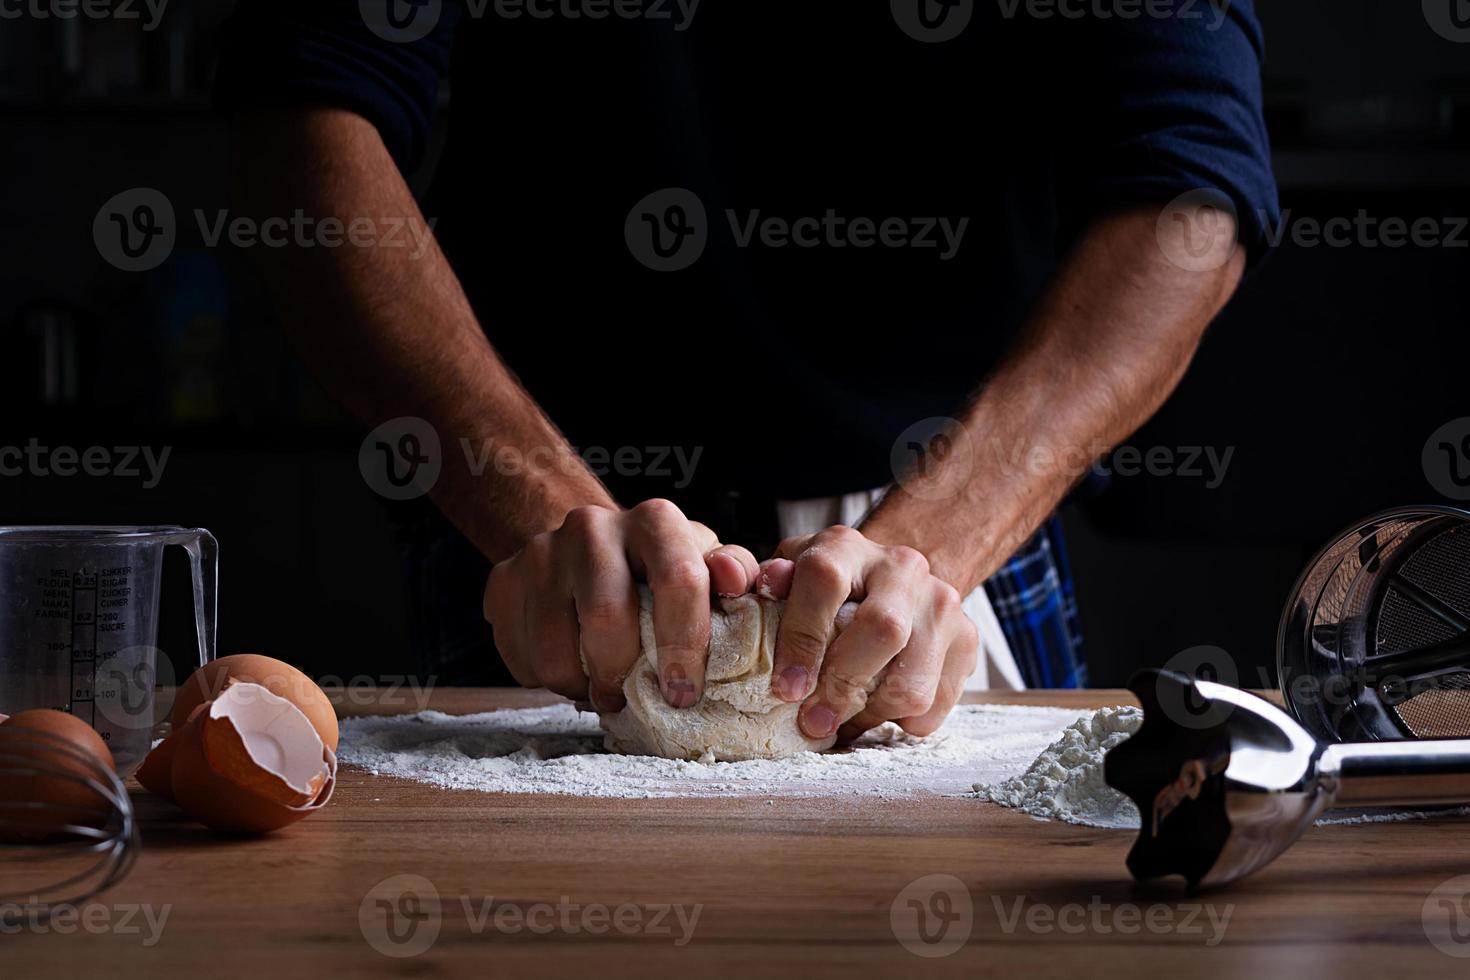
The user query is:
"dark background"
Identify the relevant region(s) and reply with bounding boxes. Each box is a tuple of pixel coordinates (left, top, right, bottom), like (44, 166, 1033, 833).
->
(1, 2, 1467, 689)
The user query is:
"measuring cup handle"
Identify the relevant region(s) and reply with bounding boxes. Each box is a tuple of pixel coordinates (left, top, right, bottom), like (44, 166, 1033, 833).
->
(161, 528, 218, 667)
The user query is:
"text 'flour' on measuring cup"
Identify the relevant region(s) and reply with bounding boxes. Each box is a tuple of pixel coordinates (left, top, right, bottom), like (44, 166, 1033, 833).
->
(0, 526, 217, 776)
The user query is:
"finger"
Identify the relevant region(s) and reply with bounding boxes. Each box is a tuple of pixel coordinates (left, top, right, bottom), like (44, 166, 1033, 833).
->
(707, 544, 759, 597)
(772, 527, 865, 703)
(756, 558, 795, 599)
(899, 605, 979, 737)
(773, 533, 814, 560)
(626, 498, 711, 708)
(559, 507, 640, 713)
(687, 521, 721, 552)
(835, 614, 945, 743)
(799, 590, 915, 740)
(485, 557, 539, 688)
(834, 705, 887, 745)
(527, 591, 586, 701)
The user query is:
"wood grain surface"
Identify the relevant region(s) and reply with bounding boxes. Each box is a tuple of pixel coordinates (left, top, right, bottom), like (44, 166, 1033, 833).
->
(6, 688, 1470, 978)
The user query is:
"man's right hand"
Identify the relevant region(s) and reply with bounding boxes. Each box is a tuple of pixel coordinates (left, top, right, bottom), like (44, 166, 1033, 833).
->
(483, 499, 760, 713)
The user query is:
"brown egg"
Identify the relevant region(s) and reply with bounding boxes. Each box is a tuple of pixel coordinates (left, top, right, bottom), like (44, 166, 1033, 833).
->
(0, 709, 117, 840)
(170, 682, 335, 834)
(172, 654, 339, 752)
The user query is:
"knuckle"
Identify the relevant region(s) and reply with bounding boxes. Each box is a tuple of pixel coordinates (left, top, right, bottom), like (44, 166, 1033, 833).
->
(578, 595, 635, 633)
(650, 558, 707, 594)
(861, 606, 911, 649)
(781, 622, 832, 664)
(880, 676, 934, 717)
(820, 668, 871, 704)
(560, 505, 609, 538)
(797, 552, 848, 592)
(933, 580, 964, 616)
(776, 535, 807, 558)
(817, 524, 861, 546)
(655, 643, 702, 668)
(888, 545, 930, 575)
(632, 497, 683, 525)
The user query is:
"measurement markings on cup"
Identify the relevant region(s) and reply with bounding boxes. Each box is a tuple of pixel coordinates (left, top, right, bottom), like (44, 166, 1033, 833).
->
(70, 570, 99, 730)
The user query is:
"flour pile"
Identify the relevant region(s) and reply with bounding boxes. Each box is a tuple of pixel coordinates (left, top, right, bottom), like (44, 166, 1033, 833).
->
(337, 702, 1089, 799)
(969, 704, 1463, 829)
(974, 705, 1143, 828)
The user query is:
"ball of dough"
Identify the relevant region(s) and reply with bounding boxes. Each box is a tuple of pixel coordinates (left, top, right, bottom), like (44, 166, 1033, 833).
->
(598, 588, 839, 761)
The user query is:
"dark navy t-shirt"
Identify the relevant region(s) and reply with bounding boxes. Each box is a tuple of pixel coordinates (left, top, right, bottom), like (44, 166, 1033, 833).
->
(216, 1, 1278, 501)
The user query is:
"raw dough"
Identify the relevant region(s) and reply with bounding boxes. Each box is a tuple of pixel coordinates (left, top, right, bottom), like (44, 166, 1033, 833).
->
(598, 588, 842, 761)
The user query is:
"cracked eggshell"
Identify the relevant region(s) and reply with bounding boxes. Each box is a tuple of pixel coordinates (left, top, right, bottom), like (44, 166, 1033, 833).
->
(171, 654, 339, 753)
(135, 704, 206, 803)
(170, 682, 336, 834)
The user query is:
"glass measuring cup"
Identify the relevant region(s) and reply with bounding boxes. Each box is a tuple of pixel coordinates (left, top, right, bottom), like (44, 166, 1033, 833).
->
(0, 526, 217, 776)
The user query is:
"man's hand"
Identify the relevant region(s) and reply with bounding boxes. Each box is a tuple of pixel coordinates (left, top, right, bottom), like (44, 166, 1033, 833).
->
(484, 500, 760, 712)
(762, 526, 979, 743)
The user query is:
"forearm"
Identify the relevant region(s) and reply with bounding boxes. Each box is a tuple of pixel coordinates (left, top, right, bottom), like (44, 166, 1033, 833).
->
(231, 107, 613, 560)
(864, 206, 1245, 592)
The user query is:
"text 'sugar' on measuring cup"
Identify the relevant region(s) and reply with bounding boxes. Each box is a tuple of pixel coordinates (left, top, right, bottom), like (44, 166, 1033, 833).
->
(0, 526, 217, 776)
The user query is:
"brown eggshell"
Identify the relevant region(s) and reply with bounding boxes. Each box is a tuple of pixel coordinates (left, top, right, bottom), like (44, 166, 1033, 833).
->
(0, 709, 117, 840)
(134, 703, 206, 803)
(170, 700, 336, 834)
(133, 735, 178, 801)
(172, 654, 339, 752)
(198, 695, 325, 808)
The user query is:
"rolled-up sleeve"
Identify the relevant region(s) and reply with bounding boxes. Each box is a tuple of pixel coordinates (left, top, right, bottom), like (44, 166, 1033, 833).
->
(1051, 0, 1279, 266)
(213, 1, 462, 170)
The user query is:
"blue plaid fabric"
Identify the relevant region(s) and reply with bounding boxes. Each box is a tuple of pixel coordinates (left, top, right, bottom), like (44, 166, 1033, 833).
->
(983, 516, 1086, 689)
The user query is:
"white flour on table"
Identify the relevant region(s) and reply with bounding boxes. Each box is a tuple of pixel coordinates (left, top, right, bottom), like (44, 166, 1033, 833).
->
(336, 701, 1468, 828)
(337, 702, 1091, 800)
(974, 705, 1143, 828)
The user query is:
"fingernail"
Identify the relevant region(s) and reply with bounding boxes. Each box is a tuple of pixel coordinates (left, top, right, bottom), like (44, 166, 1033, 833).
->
(711, 553, 744, 598)
(774, 666, 811, 702)
(590, 687, 626, 714)
(661, 668, 699, 708)
(756, 569, 776, 600)
(802, 703, 838, 739)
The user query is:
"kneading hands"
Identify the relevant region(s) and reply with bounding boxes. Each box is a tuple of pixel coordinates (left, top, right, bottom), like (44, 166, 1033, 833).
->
(483, 500, 976, 744)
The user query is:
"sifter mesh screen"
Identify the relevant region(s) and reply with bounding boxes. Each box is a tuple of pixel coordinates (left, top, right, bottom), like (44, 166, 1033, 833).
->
(1379, 525, 1470, 737)
(1394, 674, 1470, 738)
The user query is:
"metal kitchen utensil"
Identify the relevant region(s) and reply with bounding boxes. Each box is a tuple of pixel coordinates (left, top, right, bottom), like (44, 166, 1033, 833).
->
(0, 725, 138, 920)
(1105, 669, 1470, 889)
(0, 526, 217, 776)
(1278, 506, 1470, 743)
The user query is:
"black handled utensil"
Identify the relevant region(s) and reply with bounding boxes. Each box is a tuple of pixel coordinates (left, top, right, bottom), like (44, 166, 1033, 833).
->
(1104, 669, 1470, 890)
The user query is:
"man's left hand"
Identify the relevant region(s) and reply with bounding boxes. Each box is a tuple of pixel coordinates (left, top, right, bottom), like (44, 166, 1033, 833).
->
(761, 526, 979, 743)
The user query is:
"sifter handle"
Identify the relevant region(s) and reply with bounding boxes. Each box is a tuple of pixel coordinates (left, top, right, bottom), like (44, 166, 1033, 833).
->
(1323, 739, 1470, 807)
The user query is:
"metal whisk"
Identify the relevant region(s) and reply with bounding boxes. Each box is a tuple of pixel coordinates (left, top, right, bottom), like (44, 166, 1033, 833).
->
(0, 728, 138, 921)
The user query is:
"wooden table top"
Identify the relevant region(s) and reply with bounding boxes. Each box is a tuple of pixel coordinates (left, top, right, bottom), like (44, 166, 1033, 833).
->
(8, 688, 1470, 978)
